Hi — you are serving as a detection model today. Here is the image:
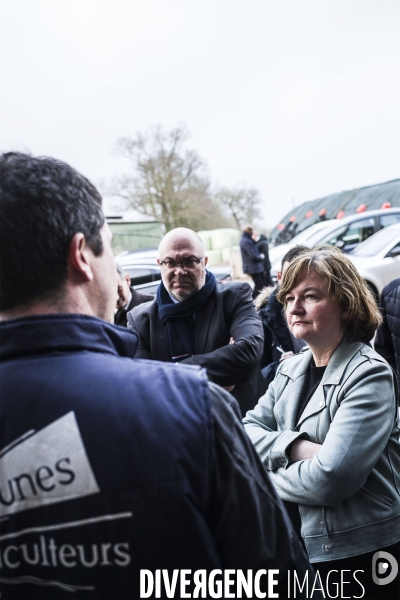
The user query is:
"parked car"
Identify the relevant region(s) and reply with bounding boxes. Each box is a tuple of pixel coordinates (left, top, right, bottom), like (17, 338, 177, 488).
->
(207, 265, 232, 284)
(347, 223, 400, 298)
(133, 280, 162, 296)
(269, 208, 400, 281)
(118, 263, 162, 287)
(116, 247, 159, 265)
(269, 220, 335, 266)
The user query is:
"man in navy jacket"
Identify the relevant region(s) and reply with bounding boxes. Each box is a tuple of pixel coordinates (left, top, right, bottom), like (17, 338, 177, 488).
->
(0, 153, 314, 599)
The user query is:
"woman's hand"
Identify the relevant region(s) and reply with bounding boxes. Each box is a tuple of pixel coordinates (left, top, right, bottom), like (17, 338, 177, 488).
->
(289, 439, 322, 462)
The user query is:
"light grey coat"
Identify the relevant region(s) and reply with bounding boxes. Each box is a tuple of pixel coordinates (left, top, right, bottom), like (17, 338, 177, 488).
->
(243, 335, 400, 562)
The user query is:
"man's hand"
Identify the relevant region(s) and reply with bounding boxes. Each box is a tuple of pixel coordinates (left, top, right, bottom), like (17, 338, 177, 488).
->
(279, 351, 294, 362)
(289, 439, 322, 462)
(222, 339, 236, 390)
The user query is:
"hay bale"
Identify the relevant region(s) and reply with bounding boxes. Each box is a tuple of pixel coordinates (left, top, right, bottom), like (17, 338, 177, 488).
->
(205, 249, 223, 266)
(196, 230, 213, 251)
(210, 228, 240, 250)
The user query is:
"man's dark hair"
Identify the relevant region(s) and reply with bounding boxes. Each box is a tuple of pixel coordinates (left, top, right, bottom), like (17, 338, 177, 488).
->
(281, 244, 309, 271)
(0, 152, 105, 312)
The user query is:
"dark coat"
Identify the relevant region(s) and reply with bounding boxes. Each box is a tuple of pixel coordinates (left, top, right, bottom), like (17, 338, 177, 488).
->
(258, 287, 295, 366)
(375, 277, 400, 383)
(0, 314, 314, 599)
(256, 234, 271, 273)
(128, 281, 266, 415)
(239, 231, 264, 275)
(114, 286, 153, 327)
(259, 287, 306, 354)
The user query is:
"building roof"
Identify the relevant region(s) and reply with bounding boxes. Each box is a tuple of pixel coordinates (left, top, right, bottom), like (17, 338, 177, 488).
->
(270, 178, 400, 242)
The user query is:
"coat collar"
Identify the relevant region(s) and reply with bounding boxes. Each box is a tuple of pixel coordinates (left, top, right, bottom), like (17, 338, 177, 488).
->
(278, 334, 365, 383)
(0, 314, 139, 362)
(321, 335, 365, 384)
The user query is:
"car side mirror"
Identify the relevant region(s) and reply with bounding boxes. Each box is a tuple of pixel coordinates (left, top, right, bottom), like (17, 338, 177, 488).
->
(386, 246, 400, 258)
(334, 240, 345, 249)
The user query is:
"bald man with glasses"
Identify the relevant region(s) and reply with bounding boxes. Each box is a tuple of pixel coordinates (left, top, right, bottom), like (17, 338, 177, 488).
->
(128, 227, 265, 415)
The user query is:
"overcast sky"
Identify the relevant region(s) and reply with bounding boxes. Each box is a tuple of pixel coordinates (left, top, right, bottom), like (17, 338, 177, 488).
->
(1, 0, 399, 228)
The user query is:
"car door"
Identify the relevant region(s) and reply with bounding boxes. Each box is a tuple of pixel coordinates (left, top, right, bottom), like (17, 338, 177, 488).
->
(123, 265, 162, 286)
(381, 240, 400, 288)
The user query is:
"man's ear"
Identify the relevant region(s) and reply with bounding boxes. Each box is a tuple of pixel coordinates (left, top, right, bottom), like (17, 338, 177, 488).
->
(124, 273, 131, 286)
(204, 256, 209, 267)
(277, 271, 282, 281)
(67, 233, 94, 282)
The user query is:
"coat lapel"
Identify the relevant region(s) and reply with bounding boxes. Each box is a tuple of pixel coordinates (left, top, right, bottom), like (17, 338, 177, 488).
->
(274, 374, 308, 431)
(194, 297, 216, 354)
(273, 350, 311, 431)
(296, 337, 364, 428)
(296, 381, 326, 428)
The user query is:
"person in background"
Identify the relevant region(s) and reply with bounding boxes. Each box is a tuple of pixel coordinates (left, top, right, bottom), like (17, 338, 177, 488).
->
(114, 263, 153, 327)
(244, 246, 400, 600)
(0, 152, 315, 600)
(253, 231, 273, 286)
(239, 224, 265, 298)
(128, 227, 265, 415)
(375, 277, 400, 386)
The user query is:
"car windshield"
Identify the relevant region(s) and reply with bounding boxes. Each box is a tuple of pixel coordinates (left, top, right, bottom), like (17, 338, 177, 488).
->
(305, 223, 345, 247)
(288, 221, 334, 245)
(351, 227, 400, 257)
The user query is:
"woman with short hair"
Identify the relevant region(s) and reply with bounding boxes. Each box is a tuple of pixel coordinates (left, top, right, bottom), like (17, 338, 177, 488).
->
(244, 246, 400, 599)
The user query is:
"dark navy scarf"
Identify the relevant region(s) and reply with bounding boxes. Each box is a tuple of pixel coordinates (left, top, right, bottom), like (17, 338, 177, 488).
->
(156, 271, 216, 361)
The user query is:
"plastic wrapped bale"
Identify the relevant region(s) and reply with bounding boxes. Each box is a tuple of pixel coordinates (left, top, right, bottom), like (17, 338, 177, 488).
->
(205, 249, 222, 267)
(222, 247, 232, 262)
(196, 230, 213, 251)
(210, 228, 241, 250)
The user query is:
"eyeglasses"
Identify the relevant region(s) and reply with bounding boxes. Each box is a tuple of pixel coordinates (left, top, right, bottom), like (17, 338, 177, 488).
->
(159, 257, 205, 270)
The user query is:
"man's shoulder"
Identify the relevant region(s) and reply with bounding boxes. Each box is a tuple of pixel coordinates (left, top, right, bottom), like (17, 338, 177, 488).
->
(119, 356, 205, 380)
(130, 287, 154, 304)
(215, 280, 252, 297)
(129, 296, 157, 320)
(108, 358, 214, 420)
(213, 280, 253, 307)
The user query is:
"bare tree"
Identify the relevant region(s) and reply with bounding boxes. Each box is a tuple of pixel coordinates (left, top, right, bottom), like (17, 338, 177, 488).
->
(214, 186, 262, 230)
(106, 125, 230, 231)
(177, 188, 235, 231)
